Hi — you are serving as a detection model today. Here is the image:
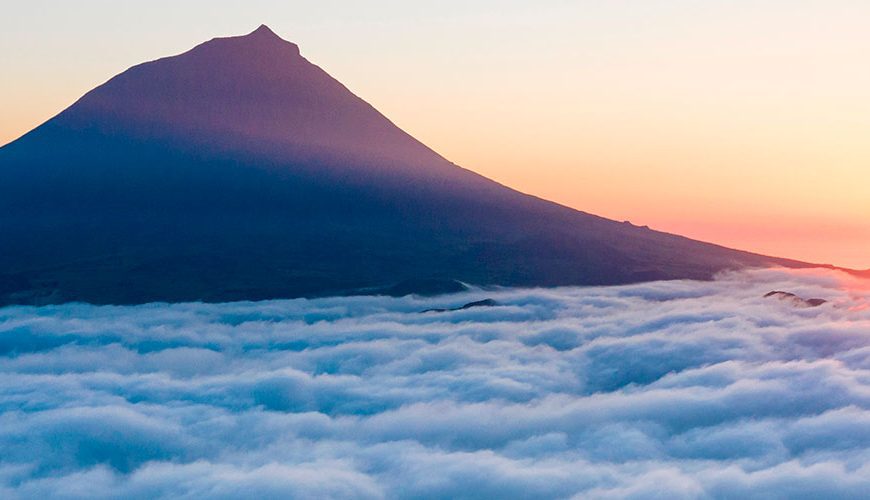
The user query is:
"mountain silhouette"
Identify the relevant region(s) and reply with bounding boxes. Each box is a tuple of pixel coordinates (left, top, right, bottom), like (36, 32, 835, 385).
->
(0, 25, 815, 305)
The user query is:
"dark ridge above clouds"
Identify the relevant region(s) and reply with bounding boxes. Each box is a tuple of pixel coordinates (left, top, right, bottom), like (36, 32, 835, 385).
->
(0, 25, 829, 306)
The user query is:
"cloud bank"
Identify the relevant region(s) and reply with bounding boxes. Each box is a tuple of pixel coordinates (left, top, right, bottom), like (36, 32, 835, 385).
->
(0, 268, 868, 499)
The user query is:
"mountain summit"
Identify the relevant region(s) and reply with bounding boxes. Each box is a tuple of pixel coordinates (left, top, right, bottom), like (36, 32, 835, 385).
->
(0, 26, 812, 304)
(249, 24, 284, 38)
(36, 25, 446, 174)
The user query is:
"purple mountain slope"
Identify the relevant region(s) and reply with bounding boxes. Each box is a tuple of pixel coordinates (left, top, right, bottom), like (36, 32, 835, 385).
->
(52, 26, 451, 173)
(0, 26, 822, 305)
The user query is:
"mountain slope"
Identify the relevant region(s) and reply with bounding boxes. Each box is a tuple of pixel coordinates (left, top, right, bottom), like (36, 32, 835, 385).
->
(0, 26, 815, 305)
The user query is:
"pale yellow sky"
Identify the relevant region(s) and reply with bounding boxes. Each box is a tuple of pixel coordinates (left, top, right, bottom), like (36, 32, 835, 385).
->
(2, 1, 868, 268)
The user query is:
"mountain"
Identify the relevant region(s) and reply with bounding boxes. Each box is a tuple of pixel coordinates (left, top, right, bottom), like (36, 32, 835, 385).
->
(0, 25, 816, 305)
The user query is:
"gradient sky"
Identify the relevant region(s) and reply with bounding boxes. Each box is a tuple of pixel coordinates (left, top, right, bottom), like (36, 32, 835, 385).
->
(2, 1, 868, 268)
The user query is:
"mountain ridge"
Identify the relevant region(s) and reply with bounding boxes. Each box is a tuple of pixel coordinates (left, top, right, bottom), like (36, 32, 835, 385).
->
(0, 25, 831, 305)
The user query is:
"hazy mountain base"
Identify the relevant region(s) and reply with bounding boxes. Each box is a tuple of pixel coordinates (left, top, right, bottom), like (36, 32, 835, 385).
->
(0, 126, 811, 306)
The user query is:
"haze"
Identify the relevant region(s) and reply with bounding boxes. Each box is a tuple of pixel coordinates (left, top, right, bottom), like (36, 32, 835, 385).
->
(2, 0, 868, 268)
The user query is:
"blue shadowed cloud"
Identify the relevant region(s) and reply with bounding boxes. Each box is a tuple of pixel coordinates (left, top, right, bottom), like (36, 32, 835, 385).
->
(0, 268, 868, 498)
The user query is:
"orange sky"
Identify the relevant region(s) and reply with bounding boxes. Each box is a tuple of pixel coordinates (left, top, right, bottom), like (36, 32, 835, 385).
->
(2, 1, 868, 268)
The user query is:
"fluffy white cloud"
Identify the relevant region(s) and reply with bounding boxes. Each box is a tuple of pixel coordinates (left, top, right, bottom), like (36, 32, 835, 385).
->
(0, 268, 868, 498)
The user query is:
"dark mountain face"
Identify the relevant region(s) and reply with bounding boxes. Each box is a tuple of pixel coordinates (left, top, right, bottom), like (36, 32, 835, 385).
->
(0, 26, 813, 305)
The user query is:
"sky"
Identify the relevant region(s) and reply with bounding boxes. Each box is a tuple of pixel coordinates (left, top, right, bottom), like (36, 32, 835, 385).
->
(1, 268, 869, 497)
(2, 0, 868, 268)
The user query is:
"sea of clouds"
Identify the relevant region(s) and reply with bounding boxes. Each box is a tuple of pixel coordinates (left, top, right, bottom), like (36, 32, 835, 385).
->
(0, 268, 868, 499)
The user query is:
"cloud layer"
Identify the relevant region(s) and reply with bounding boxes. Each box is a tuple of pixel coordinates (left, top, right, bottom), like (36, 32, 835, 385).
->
(1, 268, 869, 499)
